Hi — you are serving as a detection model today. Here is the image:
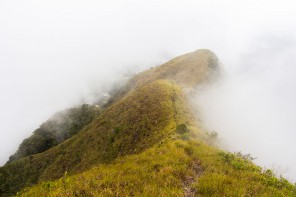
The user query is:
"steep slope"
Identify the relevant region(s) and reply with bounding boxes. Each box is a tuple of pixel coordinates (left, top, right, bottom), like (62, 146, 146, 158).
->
(1, 49, 295, 196)
(0, 80, 192, 196)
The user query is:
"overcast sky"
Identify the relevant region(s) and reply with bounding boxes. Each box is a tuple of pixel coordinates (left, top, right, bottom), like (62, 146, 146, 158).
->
(1, 0, 296, 180)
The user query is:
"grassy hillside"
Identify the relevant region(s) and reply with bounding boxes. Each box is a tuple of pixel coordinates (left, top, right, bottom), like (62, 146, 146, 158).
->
(18, 134, 296, 196)
(0, 80, 191, 196)
(129, 49, 219, 89)
(1, 49, 295, 196)
(106, 49, 219, 106)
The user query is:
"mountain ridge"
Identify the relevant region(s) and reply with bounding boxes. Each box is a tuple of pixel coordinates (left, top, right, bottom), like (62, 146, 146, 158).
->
(0, 79, 192, 196)
(1, 49, 295, 196)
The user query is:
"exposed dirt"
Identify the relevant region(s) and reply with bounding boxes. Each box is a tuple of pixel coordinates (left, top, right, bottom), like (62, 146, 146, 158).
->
(184, 161, 204, 197)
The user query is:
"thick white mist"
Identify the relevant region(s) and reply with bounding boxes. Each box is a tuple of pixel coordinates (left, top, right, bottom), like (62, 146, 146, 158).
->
(1, 0, 296, 182)
(194, 39, 296, 181)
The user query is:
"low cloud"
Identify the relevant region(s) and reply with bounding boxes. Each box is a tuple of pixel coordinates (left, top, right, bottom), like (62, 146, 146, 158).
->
(193, 36, 296, 181)
(1, 0, 296, 182)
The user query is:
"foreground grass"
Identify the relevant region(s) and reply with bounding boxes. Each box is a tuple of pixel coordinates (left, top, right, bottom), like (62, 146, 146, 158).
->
(18, 138, 190, 197)
(18, 134, 296, 197)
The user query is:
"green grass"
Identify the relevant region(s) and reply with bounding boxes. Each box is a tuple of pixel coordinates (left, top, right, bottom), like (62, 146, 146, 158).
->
(0, 80, 191, 196)
(18, 136, 296, 196)
(18, 139, 191, 197)
(129, 49, 218, 89)
(190, 141, 296, 196)
(1, 50, 296, 196)
(2, 79, 296, 196)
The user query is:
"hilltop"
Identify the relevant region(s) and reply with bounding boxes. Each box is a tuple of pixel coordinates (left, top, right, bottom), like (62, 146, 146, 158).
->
(0, 49, 295, 196)
(130, 49, 218, 88)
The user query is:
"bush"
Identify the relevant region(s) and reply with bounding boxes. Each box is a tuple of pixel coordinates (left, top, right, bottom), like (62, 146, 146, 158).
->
(176, 124, 189, 134)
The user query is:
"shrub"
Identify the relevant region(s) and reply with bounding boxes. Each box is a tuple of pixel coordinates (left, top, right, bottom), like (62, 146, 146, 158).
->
(176, 124, 189, 134)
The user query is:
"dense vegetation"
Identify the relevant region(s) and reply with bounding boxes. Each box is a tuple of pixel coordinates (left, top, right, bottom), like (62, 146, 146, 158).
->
(8, 104, 101, 163)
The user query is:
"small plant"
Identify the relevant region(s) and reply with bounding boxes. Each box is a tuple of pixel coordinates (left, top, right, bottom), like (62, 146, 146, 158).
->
(41, 182, 51, 191)
(176, 124, 189, 134)
(234, 151, 256, 161)
(206, 131, 218, 145)
(220, 151, 258, 171)
(180, 132, 190, 140)
(184, 146, 194, 156)
(114, 127, 120, 134)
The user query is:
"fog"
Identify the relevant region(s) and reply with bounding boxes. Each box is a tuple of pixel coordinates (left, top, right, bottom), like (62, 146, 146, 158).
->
(194, 38, 296, 181)
(1, 0, 296, 180)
